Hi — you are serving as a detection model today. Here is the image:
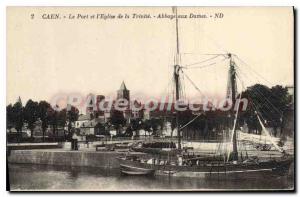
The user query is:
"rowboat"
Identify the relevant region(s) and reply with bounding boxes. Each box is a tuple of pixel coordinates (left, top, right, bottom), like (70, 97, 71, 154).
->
(119, 158, 155, 176)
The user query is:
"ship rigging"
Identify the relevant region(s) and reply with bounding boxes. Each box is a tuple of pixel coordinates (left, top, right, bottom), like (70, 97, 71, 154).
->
(118, 7, 293, 178)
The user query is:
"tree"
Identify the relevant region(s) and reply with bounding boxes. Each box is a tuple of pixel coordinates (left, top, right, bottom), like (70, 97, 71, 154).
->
(66, 105, 79, 132)
(270, 85, 289, 136)
(7, 98, 24, 142)
(48, 106, 58, 137)
(149, 118, 164, 136)
(57, 109, 67, 128)
(240, 84, 289, 136)
(110, 110, 126, 133)
(142, 119, 152, 136)
(130, 119, 143, 132)
(141, 118, 164, 136)
(6, 98, 24, 142)
(6, 104, 14, 130)
(38, 101, 51, 142)
(11, 98, 24, 135)
(124, 126, 133, 137)
(24, 99, 39, 138)
(58, 105, 79, 139)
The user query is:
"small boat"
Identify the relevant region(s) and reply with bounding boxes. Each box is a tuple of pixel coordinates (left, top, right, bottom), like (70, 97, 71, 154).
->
(118, 157, 155, 176)
(120, 164, 155, 176)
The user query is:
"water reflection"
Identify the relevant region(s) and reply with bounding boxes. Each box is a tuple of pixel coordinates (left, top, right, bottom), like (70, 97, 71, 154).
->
(8, 164, 294, 191)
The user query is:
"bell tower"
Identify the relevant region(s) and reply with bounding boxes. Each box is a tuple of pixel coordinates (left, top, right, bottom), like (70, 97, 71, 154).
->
(117, 81, 130, 101)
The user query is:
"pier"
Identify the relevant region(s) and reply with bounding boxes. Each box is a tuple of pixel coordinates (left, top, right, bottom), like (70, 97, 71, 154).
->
(8, 148, 145, 169)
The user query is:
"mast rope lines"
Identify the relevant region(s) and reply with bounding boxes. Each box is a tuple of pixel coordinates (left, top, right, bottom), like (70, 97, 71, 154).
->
(183, 56, 228, 70)
(178, 56, 232, 133)
(178, 113, 202, 132)
(233, 54, 273, 87)
(184, 54, 221, 67)
(247, 93, 285, 153)
(233, 56, 284, 115)
(170, 69, 205, 132)
(234, 62, 284, 118)
(181, 70, 205, 97)
(255, 111, 284, 153)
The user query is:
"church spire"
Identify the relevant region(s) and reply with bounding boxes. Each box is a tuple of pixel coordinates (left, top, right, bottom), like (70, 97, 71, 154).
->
(120, 81, 127, 90)
(117, 81, 130, 101)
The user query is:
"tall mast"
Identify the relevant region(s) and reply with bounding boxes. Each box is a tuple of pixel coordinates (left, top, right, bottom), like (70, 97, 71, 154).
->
(175, 7, 180, 57)
(174, 65, 181, 149)
(173, 7, 181, 150)
(229, 53, 238, 161)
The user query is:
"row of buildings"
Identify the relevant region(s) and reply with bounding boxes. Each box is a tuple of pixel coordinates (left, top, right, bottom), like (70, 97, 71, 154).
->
(74, 81, 205, 136)
(75, 81, 143, 135)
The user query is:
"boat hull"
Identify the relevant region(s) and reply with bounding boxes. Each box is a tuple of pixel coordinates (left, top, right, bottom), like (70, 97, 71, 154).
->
(117, 157, 293, 179)
(120, 164, 155, 176)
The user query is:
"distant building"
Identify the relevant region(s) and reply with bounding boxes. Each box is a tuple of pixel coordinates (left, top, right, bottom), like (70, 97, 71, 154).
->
(78, 81, 146, 135)
(79, 119, 99, 136)
(75, 114, 106, 135)
(114, 81, 143, 121)
(115, 81, 131, 120)
(85, 93, 113, 123)
(117, 81, 130, 101)
(75, 114, 92, 128)
(32, 118, 43, 137)
(131, 100, 144, 120)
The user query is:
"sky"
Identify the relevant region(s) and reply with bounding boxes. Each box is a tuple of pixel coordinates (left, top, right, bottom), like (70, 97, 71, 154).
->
(7, 7, 294, 105)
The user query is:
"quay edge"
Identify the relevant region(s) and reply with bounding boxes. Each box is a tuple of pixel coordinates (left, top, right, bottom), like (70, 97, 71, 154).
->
(7, 149, 145, 169)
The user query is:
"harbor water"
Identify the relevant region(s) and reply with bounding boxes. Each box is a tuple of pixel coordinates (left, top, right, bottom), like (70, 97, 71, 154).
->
(8, 163, 294, 191)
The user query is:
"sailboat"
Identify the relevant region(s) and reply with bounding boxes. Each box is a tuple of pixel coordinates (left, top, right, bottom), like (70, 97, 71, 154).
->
(117, 7, 293, 178)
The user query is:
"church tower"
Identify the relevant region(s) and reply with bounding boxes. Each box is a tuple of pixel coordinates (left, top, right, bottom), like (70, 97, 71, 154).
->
(117, 81, 130, 101)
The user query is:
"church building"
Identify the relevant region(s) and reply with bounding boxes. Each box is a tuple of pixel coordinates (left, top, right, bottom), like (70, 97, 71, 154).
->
(117, 81, 130, 101)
